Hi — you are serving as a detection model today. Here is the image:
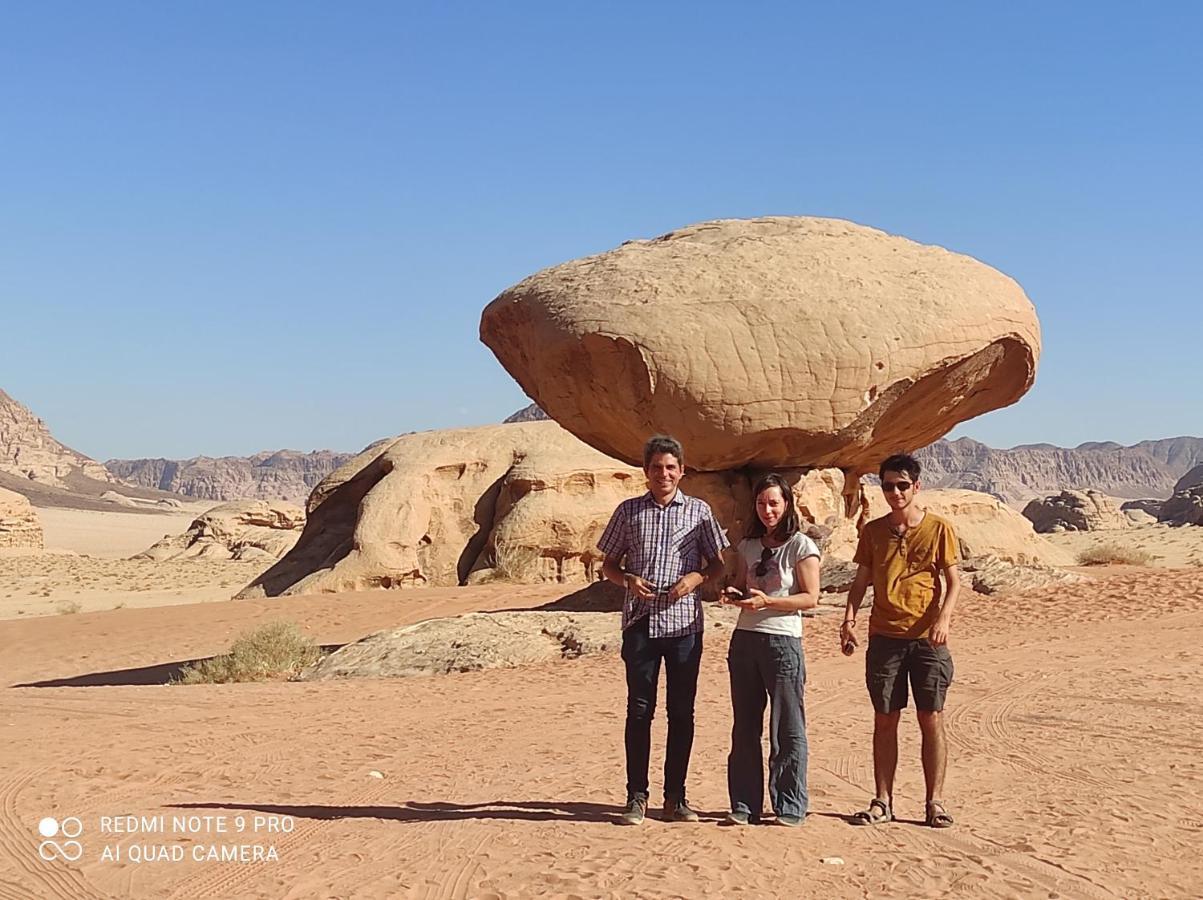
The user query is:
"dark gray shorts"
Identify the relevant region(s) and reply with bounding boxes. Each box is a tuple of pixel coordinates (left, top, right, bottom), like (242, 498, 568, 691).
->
(866, 634, 954, 714)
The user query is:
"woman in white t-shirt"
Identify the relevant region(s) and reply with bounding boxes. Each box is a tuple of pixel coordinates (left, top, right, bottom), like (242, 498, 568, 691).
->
(721, 473, 821, 826)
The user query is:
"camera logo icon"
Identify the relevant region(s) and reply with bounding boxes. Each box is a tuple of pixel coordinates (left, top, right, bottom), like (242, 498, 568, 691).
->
(37, 817, 84, 862)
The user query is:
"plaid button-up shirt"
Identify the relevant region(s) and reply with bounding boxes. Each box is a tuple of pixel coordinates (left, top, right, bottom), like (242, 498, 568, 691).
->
(598, 489, 729, 638)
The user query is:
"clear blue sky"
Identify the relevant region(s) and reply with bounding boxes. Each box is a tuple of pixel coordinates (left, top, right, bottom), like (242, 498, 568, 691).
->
(2, 2, 1199, 460)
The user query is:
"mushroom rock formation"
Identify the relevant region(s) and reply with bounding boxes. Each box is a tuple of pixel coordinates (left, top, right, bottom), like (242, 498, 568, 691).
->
(480, 216, 1041, 473)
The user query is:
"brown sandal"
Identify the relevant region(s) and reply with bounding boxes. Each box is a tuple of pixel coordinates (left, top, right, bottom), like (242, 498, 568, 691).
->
(926, 800, 954, 828)
(851, 798, 892, 825)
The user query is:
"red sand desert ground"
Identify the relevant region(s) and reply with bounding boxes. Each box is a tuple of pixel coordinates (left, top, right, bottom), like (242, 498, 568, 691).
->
(1, 571, 1201, 899)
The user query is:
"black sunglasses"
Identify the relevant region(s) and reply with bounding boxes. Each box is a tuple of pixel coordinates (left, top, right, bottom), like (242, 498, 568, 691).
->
(882, 481, 914, 493)
(755, 546, 773, 578)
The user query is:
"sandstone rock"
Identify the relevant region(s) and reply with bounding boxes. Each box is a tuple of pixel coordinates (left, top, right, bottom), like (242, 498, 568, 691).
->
(1121, 498, 1164, 518)
(239, 421, 859, 598)
(916, 436, 1203, 506)
(1160, 465, 1203, 526)
(302, 598, 758, 681)
(107, 450, 353, 503)
(136, 500, 305, 562)
(0, 388, 113, 487)
(1123, 509, 1157, 526)
(917, 490, 1070, 566)
(960, 555, 1083, 595)
(1021, 490, 1129, 533)
(0, 486, 43, 550)
(481, 216, 1041, 472)
(303, 611, 622, 680)
(100, 490, 139, 508)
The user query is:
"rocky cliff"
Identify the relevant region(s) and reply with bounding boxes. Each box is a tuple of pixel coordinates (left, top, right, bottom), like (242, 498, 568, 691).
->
(0, 389, 113, 487)
(106, 450, 354, 503)
(505, 405, 1201, 506)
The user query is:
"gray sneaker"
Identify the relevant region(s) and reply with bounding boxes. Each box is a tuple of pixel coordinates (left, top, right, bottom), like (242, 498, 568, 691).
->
(620, 794, 648, 825)
(663, 798, 700, 823)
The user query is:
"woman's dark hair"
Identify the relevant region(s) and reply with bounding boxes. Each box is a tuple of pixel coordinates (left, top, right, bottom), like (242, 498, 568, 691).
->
(746, 473, 800, 541)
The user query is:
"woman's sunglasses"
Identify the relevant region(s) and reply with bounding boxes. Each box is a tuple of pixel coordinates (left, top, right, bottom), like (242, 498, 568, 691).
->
(755, 546, 773, 577)
(882, 481, 914, 493)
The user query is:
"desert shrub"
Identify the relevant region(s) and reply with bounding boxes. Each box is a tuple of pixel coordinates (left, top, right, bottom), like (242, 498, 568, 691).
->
(491, 539, 547, 583)
(175, 621, 319, 685)
(55, 599, 82, 615)
(1077, 543, 1153, 567)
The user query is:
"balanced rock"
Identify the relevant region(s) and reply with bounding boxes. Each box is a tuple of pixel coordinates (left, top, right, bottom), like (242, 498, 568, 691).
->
(1160, 465, 1203, 526)
(0, 487, 43, 550)
(481, 217, 1041, 472)
(136, 500, 305, 561)
(1021, 489, 1129, 533)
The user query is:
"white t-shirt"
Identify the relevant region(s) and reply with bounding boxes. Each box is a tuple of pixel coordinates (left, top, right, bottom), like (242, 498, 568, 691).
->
(735, 532, 821, 637)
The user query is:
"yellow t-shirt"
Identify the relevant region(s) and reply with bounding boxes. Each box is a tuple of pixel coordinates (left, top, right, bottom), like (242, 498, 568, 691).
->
(853, 512, 959, 639)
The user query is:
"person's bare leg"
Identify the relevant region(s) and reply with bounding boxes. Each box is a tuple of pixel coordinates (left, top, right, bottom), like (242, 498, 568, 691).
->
(916, 709, 947, 802)
(872, 710, 902, 803)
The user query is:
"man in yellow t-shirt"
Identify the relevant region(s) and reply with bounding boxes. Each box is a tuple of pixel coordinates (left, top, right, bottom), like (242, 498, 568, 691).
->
(840, 453, 962, 829)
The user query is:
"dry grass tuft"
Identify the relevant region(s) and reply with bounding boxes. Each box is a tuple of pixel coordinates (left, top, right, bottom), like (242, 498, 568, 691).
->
(55, 599, 82, 615)
(1077, 543, 1154, 567)
(175, 621, 319, 685)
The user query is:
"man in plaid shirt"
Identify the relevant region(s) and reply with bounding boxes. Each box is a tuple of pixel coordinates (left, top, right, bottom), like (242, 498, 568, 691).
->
(599, 434, 729, 825)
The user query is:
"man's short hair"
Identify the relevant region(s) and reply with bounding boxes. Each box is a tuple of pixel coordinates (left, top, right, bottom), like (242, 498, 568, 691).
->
(643, 434, 684, 469)
(879, 453, 921, 482)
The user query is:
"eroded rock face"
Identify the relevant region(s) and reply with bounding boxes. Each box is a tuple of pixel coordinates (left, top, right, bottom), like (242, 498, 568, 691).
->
(0, 389, 113, 487)
(238, 421, 858, 598)
(136, 500, 305, 561)
(918, 490, 1071, 566)
(481, 217, 1041, 473)
(0, 487, 42, 550)
(1022, 490, 1129, 533)
(1160, 465, 1203, 526)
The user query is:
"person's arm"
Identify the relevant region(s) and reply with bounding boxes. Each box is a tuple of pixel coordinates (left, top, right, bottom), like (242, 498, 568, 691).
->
(929, 564, 961, 646)
(667, 552, 725, 600)
(840, 564, 872, 652)
(743, 555, 819, 612)
(602, 554, 655, 601)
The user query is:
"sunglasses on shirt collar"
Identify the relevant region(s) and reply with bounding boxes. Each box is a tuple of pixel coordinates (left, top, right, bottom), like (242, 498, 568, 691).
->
(755, 546, 774, 578)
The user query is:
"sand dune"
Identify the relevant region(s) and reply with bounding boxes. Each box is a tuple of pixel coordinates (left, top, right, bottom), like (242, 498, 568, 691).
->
(1, 569, 1200, 898)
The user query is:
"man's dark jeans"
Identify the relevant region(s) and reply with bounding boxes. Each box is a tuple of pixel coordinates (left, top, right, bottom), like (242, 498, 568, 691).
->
(621, 616, 703, 802)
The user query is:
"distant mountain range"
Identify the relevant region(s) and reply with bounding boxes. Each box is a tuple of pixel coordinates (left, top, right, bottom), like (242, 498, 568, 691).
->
(504, 403, 1202, 506)
(106, 450, 354, 504)
(6, 385, 1200, 508)
(914, 436, 1203, 505)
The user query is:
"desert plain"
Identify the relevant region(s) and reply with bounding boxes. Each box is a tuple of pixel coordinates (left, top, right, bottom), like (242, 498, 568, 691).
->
(1, 502, 1201, 900)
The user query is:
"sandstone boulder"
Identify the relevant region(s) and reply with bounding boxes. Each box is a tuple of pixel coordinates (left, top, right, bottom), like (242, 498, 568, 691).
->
(0, 487, 43, 550)
(136, 500, 305, 562)
(1021, 490, 1129, 533)
(303, 598, 751, 680)
(1160, 465, 1203, 526)
(918, 490, 1071, 566)
(959, 555, 1083, 595)
(481, 217, 1041, 473)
